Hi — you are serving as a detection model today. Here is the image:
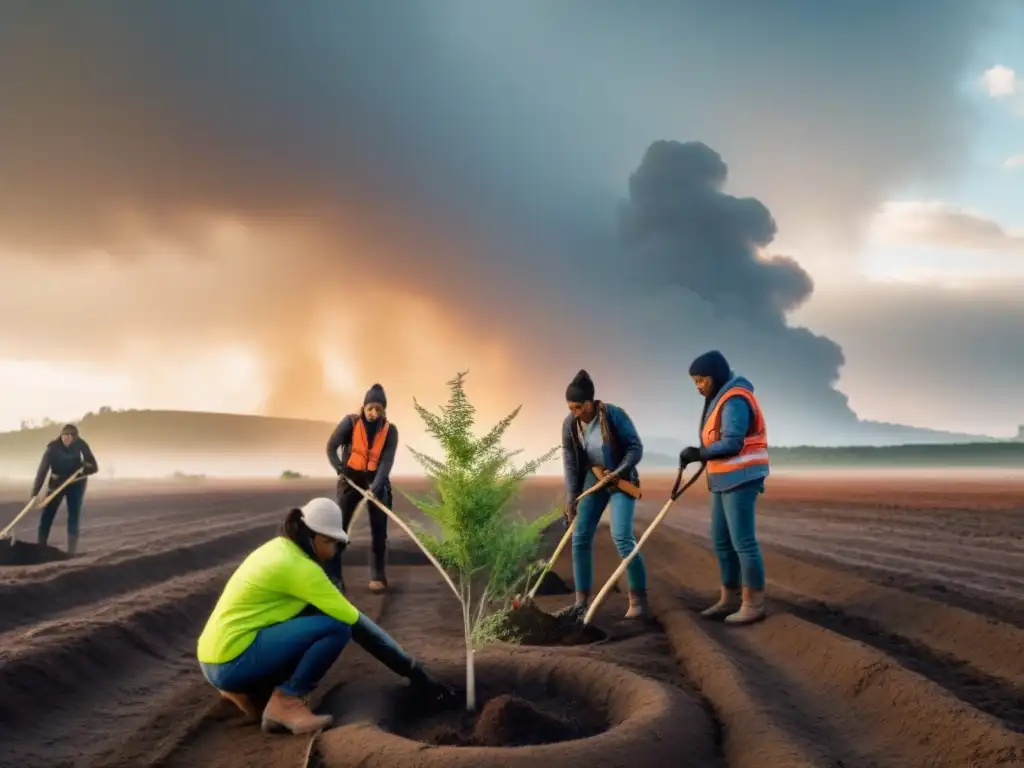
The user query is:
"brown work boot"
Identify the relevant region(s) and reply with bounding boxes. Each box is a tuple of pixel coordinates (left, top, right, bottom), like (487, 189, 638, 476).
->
(260, 690, 332, 735)
(700, 586, 741, 619)
(724, 586, 766, 625)
(220, 690, 259, 722)
(624, 589, 649, 619)
(368, 578, 387, 594)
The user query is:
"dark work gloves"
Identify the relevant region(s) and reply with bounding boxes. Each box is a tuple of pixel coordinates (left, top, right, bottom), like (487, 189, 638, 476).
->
(350, 612, 458, 707)
(408, 661, 460, 708)
(679, 446, 702, 467)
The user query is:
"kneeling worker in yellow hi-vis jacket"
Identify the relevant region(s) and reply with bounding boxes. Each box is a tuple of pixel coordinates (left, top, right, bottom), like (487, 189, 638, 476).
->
(196, 497, 455, 735)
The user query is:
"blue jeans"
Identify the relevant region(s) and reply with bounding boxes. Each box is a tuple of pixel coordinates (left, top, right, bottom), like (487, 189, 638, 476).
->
(200, 614, 352, 697)
(710, 480, 766, 590)
(572, 470, 646, 593)
(38, 480, 85, 542)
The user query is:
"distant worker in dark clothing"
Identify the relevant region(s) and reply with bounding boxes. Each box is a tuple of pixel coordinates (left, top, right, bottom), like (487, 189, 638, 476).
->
(31, 423, 99, 555)
(325, 383, 398, 594)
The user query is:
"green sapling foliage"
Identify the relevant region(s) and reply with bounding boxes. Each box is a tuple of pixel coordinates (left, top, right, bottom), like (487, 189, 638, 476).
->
(403, 371, 559, 711)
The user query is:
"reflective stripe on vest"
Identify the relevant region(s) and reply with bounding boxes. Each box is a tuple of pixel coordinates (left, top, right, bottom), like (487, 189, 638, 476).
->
(700, 387, 769, 474)
(347, 417, 390, 472)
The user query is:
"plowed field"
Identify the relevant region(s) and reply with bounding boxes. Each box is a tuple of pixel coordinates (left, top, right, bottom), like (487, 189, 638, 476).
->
(0, 473, 1020, 767)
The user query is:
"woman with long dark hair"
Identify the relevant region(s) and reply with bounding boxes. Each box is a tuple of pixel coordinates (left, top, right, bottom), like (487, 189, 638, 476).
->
(197, 497, 453, 735)
(679, 350, 770, 625)
(559, 369, 648, 620)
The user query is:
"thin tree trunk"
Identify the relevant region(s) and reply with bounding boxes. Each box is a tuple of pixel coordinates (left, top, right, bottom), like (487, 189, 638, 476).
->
(463, 581, 476, 711)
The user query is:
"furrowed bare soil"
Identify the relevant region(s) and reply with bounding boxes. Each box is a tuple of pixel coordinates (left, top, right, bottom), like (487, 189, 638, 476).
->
(0, 474, 1020, 767)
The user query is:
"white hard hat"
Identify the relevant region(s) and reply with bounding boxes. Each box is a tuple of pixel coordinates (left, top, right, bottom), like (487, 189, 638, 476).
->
(299, 497, 349, 543)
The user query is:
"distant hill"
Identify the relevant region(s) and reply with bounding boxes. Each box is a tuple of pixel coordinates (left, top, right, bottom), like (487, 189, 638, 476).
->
(0, 409, 340, 479)
(1, 409, 1020, 480)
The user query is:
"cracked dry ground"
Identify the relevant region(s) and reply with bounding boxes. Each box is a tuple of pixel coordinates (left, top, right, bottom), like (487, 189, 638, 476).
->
(0, 474, 1021, 767)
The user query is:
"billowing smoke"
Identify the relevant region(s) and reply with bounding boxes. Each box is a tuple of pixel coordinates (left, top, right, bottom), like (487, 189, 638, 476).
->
(623, 141, 817, 326)
(0, 1, 1007, 444)
(597, 141, 857, 444)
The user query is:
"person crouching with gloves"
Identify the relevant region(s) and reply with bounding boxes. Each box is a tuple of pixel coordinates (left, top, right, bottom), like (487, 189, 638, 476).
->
(559, 369, 648, 621)
(679, 350, 770, 626)
(196, 497, 455, 735)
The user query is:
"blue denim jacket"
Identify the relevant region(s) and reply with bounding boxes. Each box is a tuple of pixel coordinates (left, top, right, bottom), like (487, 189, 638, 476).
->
(561, 402, 643, 504)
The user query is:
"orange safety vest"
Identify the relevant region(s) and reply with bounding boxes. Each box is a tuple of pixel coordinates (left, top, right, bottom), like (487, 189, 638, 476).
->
(346, 416, 391, 472)
(700, 387, 769, 475)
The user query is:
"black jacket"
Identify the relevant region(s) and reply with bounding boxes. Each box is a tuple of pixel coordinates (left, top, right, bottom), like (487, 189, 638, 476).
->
(32, 438, 99, 496)
(326, 414, 398, 492)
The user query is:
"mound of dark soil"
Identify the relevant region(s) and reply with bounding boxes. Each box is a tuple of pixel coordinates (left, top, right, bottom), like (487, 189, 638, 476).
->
(501, 603, 606, 645)
(0, 540, 70, 566)
(530, 569, 573, 596)
(419, 693, 595, 747)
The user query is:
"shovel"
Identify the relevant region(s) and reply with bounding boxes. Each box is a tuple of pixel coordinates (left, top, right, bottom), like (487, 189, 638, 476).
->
(0, 468, 85, 542)
(346, 496, 371, 539)
(514, 471, 620, 610)
(582, 462, 705, 626)
(341, 476, 464, 605)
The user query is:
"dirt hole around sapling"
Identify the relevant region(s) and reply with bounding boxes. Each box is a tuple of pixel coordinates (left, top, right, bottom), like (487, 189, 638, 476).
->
(0, 539, 70, 566)
(391, 660, 608, 747)
(419, 693, 596, 747)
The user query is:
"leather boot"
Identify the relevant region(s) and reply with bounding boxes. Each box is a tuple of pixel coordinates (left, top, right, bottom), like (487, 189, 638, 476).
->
(624, 589, 649, 619)
(66, 534, 79, 557)
(220, 690, 260, 722)
(724, 586, 766, 625)
(555, 591, 589, 621)
(260, 690, 332, 735)
(368, 546, 388, 594)
(700, 586, 741, 619)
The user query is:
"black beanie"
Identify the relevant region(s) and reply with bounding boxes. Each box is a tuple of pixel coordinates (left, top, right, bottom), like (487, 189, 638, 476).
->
(60, 423, 79, 438)
(565, 369, 595, 403)
(363, 383, 387, 408)
(688, 350, 731, 397)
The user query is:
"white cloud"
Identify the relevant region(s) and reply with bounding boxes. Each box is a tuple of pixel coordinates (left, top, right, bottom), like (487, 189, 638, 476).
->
(1005, 155, 1024, 170)
(981, 65, 1017, 98)
(870, 201, 1024, 251)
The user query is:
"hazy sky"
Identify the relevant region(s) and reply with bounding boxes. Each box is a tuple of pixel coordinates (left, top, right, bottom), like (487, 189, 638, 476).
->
(1, 1, 1022, 456)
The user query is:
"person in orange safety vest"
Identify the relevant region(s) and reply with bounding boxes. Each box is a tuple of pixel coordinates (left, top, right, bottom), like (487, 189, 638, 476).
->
(325, 383, 398, 594)
(678, 350, 769, 625)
